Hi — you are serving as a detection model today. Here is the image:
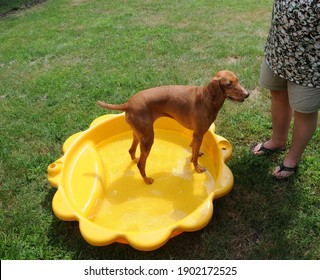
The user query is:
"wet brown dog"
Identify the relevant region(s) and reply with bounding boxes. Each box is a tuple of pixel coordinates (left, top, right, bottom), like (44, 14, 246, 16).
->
(97, 70, 249, 184)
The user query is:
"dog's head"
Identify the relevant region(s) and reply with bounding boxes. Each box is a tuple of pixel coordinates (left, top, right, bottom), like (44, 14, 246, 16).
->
(212, 70, 249, 102)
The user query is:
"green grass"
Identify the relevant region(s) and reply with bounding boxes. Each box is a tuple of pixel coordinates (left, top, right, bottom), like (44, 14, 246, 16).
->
(0, 0, 319, 260)
(0, 0, 43, 14)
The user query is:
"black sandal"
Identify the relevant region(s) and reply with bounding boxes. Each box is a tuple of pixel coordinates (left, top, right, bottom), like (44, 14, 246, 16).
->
(251, 142, 281, 156)
(273, 163, 297, 180)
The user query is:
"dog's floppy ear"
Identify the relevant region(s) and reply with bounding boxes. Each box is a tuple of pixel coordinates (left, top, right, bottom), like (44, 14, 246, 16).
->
(206, 76, 227, 106)
(208, 77, 224, 95)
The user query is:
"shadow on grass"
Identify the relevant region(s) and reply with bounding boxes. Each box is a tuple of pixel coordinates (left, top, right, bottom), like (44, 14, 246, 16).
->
(45, 148, 303, 260)
(0, 0, 46, 17)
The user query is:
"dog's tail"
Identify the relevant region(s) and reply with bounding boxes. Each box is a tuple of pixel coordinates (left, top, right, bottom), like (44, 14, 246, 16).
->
(96, 101, 128, 111)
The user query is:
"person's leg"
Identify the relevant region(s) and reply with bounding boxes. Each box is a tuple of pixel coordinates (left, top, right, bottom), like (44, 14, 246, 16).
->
(273, 81, 320, 178)
(253, 89, 293, 154)
(273, 111, 318, 178)
(253, 59, 292, 154)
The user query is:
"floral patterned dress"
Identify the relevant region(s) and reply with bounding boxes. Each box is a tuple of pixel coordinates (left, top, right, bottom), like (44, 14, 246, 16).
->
(265, 0, 320, 88)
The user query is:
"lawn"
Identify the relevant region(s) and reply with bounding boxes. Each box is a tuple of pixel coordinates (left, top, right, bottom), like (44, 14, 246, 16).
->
(0, 0, 44, 15)
(0, 0, 319, 260)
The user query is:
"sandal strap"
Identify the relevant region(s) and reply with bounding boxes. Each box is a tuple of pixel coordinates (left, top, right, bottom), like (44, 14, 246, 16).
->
(278, 163, 297, 173)
(257, 143, 274, 153)
(251, 142, 276, 154)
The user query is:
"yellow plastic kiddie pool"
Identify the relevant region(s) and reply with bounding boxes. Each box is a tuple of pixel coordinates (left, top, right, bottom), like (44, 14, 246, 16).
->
(47, 113, 234, 251)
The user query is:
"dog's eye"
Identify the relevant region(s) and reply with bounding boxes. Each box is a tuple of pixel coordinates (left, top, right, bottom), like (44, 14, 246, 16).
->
(226, 81, 233, 87)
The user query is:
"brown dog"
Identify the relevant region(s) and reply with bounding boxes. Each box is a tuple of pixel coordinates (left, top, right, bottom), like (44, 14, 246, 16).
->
(97, 70, 249, 184)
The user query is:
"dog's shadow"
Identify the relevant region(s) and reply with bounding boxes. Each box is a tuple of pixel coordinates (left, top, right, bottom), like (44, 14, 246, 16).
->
(93, 157, 212, 222)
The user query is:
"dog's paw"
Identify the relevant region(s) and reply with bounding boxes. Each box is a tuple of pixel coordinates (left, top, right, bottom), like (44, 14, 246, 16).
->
(143, 177, 154, 184)
(195, 164, 207, 173)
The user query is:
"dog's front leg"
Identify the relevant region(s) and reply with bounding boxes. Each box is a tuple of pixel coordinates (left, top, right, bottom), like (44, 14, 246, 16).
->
(189, 140, 204, 157)
(191, 132, 206, 173)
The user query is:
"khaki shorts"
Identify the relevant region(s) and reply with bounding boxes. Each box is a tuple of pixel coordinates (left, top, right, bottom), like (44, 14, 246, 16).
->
(259, 59, 320, 113)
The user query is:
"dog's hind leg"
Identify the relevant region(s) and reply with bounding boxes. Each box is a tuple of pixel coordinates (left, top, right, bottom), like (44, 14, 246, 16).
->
(137, 130, 155, 184)
(129, 132, 139, 160)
